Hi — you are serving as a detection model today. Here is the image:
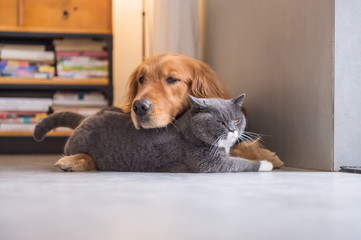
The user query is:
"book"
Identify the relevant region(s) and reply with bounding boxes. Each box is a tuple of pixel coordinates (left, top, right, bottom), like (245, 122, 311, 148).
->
(56, 55, 108, 78)
(52, 91, 107, 107)
(52, 106, 102, 117)
(57, 70, 108, 78)
(0, 44, 46, 51)
(0, 117, 44, 123)
(0, 111, 47, 119)
(56, 51, 108, 57)
(53, 39, 106, 52)
(53, 39, 108, 78)
(0, 44, 55, 78)
(0, 123, 37, 131)
(0, 98, 52, 111)
(1, 49, 55, 63)
(0, 98, 53, 104)
(53, 91, 106, 101)
(52, 99, 108, 107)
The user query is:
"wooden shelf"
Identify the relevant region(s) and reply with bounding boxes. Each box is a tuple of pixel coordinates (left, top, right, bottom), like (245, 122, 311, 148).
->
(0, 130, 73, 137)
(0, 77, 109, 86)
(0, 26, 111, 35)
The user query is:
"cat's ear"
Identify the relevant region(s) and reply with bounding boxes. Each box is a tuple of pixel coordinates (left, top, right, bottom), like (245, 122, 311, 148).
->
(188, 94, 206, 110)
(231, 93, 246, 107)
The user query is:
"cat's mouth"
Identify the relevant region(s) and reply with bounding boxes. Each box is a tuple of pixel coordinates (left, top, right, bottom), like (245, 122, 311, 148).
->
(218, 131, 240, 148)
(227, 131, 239, 144)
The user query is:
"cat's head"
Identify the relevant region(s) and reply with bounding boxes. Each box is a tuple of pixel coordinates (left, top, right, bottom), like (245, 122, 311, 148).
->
(188, 94, 246, 148)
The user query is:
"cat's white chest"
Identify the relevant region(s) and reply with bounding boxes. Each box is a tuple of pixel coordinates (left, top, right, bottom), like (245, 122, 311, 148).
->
(218, 131, 239, 154)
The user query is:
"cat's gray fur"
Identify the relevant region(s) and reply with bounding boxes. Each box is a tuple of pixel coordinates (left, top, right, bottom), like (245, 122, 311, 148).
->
(34, 95, 270, 172)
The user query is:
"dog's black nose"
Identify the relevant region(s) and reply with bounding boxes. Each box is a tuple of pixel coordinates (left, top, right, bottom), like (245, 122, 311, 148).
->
(133, 99, 152, 116)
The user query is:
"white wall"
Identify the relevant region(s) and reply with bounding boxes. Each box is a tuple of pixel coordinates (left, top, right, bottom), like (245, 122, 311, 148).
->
(204, 0, 334, 170)
(334, 0, 361, 170)
(110, 0, 361, 171)
(112, 0, 143, 106)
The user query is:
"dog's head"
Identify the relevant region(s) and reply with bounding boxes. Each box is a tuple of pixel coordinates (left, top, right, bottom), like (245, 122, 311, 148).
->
(121, 53, 230, 129)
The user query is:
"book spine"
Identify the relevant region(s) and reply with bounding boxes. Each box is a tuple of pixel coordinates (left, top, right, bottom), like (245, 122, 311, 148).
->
(1, 49, 55, 63)
(0, 106, 50, 111)
(56, 52, 81, 57)
(0, 112, 47, 119)
(0, 123, 37, 131)
(0, 117, 44, 123)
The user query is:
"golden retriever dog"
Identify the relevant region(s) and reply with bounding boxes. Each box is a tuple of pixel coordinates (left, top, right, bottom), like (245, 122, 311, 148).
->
(55, 53, 283, 171)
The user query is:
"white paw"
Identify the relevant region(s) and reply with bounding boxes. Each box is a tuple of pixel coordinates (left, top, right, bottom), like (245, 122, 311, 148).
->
(259, 160, 273, 172)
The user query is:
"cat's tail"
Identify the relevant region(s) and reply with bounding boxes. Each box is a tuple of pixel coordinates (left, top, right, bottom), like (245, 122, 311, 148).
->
(33, 112, 86, 142)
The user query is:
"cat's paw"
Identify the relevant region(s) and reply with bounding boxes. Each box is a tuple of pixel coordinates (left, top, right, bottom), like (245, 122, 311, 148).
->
(258, 160, 273, 172)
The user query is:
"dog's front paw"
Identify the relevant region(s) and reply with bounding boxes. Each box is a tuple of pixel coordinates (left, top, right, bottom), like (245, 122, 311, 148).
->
(54, 154, 96, 172)
(258, 160, 273, 172)
(54, 156, 78, 172)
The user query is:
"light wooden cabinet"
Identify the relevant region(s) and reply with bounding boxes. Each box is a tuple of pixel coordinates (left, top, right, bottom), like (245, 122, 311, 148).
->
(0, 0, 112, 33)
(0, 0, 18, 28)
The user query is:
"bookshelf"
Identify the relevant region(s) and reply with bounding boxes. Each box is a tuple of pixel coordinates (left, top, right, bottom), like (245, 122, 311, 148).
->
(0, 0, 113, 153)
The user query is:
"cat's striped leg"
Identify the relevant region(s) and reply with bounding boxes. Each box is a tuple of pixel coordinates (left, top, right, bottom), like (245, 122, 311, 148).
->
(54, 153, 96, 172)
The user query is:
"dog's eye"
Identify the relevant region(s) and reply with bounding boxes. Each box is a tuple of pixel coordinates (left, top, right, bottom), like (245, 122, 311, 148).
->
(166, 77, 180, 84)
(139, 76, 144, 84)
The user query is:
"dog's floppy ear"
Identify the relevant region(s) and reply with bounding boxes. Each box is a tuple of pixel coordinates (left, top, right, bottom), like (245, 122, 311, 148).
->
(189, 61, 230, 99)
(119, 66, 140, 113)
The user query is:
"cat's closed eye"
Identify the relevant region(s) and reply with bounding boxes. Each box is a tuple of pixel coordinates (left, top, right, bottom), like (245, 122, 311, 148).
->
(217, 121, 226, 126)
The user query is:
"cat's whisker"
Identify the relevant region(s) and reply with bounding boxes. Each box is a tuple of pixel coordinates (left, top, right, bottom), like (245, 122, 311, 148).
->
(209, 134, 226, 149)
(208, 134, 227, 158)
(243, 133, 266, 145)
(209, 137, 223, 156)
(164, 113, 180, 132)
(242, 132, 258, 140)
(238, 136, 251, 148)
(239, 135, 258, 151)
(169, 122, 180, 132)
(241, 134, 256, 142)
(241, 134, 258, 145)
(245, 138, 262, 151)
(243, 130, 269, 137)
(242, 131, 266, 142)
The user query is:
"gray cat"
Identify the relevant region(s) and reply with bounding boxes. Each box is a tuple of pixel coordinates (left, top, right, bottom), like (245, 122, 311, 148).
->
(34, 94, 273, 172)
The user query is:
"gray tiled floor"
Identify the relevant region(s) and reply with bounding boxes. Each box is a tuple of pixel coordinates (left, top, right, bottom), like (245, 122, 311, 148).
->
(1, 155, 361, 240)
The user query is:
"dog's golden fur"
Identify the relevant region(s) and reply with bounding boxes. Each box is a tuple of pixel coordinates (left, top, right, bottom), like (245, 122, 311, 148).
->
(54, 53, 283, 171)
(122, 53, 231, 129)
